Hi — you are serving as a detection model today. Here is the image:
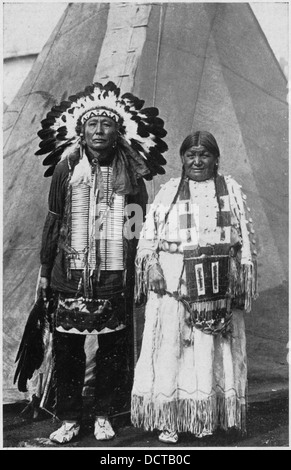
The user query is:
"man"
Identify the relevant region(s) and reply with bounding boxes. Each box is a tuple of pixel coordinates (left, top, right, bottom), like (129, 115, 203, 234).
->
(35, 81, 167, 443)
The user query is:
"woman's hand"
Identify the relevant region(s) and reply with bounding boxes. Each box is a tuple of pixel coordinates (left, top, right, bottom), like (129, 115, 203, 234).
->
(148, 263, 166, 295)
(39, 277, 50, 301)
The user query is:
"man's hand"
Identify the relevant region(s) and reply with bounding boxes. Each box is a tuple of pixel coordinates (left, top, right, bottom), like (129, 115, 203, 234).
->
(148, 263, 166, 295)
(39, 277, 50, 301)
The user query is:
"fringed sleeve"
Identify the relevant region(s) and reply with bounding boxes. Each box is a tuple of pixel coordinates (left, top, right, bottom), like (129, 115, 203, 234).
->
(40, 160, 70, 279)
(134, 178, 181, 302)
(226, 176, 258, 312)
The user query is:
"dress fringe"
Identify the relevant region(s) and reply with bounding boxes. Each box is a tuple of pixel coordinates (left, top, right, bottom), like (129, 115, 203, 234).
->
(131, 393, 246, 435)
(229, 257, 258, 313)
(134, 252, 159, 302)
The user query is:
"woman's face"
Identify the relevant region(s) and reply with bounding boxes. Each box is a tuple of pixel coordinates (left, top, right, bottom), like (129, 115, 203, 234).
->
(182, 145, 217, 181)
(84, 116, 118, 155)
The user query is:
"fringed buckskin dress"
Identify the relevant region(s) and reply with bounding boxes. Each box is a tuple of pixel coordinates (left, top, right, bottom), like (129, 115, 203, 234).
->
(131, 175, 258, 437)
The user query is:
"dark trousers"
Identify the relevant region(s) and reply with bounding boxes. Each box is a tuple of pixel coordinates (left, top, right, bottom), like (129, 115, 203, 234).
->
(52, 328, 131, 422)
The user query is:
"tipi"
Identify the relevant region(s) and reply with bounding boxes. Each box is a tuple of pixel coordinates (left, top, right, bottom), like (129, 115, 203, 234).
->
(3, 2, 288, 404)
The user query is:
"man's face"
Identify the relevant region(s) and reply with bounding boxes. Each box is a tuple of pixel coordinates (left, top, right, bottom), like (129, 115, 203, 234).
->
(84, 116, 118, 154)
(182, 145, 217, 181)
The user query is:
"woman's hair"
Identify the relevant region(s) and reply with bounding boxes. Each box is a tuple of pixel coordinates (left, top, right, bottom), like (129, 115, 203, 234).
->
(179, 131, 222, 216)
(179, 131, 220, 158)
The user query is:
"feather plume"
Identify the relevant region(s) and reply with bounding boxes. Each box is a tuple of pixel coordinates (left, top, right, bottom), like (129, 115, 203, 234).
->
(121, 92, 144, 110)
(35, 142, 56, 156)
(139, 107, 159, 117)
(37, 129, 55, 140)
(42, 147, 65, 166)
(44, 166, 56, 177)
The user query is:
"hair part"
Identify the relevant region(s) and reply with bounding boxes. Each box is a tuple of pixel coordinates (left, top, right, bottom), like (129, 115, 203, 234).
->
(179, 131, 220, 159)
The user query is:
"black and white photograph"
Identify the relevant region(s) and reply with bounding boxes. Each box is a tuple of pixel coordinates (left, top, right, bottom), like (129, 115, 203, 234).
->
(2, 0, 289, 452)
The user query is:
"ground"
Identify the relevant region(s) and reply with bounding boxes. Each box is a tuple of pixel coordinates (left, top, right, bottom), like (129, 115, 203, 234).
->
(3, 284, 289, 450)
(2, 390, 289, 449)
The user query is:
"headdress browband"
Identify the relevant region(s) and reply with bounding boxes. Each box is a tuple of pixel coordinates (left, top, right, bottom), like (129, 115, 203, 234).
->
(35, 81, 168, 178)
(80, 107, 121, 125)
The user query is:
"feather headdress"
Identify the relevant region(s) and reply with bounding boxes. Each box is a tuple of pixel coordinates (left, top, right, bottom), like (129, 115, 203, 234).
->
(35, 81, 168, 178)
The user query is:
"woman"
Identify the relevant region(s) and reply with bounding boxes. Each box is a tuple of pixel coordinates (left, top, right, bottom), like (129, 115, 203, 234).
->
(131, 131, 258, 444)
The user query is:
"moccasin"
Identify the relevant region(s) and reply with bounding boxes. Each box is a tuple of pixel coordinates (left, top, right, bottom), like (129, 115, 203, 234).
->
(94, 416, 115, 441)
(49, 421, 80, 444)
